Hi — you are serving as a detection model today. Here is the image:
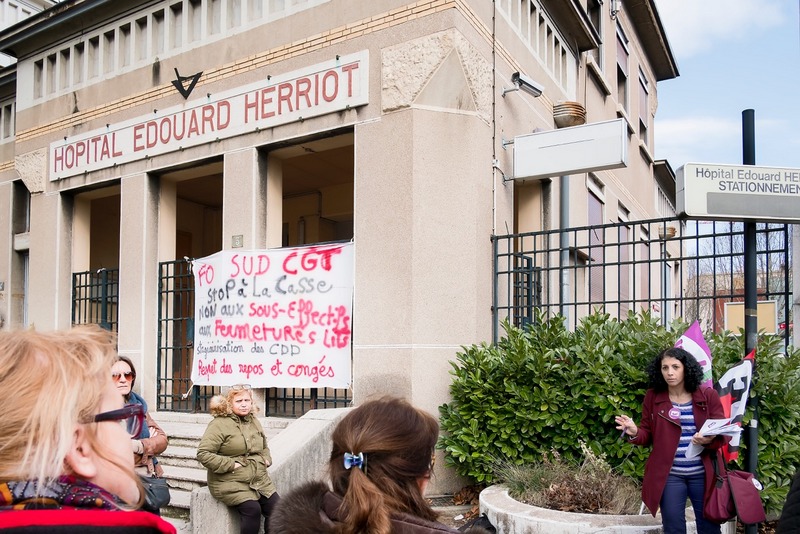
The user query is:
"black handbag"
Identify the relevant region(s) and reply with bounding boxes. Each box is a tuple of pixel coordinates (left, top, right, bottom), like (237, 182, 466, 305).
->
(458, 513, 497, 533)
(139, 474, 171, 513)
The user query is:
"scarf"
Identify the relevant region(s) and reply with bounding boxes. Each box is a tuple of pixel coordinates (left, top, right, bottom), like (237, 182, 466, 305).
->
(0, 476, 125, 511)
(127, 391, 151, 440)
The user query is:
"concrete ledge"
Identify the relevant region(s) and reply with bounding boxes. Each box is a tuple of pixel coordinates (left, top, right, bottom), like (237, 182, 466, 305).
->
(190, 407, 351, 534)
(480, 484, 736, 534)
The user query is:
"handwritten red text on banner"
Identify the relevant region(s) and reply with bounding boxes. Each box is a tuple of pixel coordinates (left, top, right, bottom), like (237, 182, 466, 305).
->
(190, 243, 353, 388)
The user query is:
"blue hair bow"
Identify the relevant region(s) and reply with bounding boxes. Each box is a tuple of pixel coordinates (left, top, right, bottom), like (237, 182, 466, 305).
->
(343, 452, 365, 470)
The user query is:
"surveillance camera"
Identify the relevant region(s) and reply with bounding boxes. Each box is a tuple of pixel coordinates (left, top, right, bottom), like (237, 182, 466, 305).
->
(511, 72, 544, 97)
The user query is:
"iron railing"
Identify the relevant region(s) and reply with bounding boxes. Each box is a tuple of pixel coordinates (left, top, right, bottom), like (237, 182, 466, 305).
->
(72, 268, 119, 331)
(265, 387, 351, 417)
(494, 217, 792, 349)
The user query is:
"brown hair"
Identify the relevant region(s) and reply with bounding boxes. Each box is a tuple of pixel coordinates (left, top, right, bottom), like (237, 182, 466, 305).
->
(115, 355, 137, 401)
(0, 325, 141, 503)
(329, 396, 439, 534)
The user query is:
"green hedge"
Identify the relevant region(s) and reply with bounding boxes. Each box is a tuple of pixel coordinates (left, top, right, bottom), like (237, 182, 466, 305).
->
(437, 310, 800, 515)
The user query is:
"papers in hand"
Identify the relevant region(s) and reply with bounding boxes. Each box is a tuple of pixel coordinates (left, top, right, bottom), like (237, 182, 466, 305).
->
(685, 418, 742, 459)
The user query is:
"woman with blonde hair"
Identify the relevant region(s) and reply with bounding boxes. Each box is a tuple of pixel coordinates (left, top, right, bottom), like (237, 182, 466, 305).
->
(197, 385, 279, 534)
(269, 396, 492, 534)
(0, 325, 175, 533)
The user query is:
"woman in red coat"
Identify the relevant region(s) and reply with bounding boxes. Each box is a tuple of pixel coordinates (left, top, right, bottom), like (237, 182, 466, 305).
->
(615, 347, 728, 534)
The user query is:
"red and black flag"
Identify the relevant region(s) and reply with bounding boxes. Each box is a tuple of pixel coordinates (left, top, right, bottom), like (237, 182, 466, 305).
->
(714, 350, 755, 462)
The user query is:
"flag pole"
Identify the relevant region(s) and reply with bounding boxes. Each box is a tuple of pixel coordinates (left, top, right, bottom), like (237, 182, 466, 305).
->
(742, 109, 760, 534)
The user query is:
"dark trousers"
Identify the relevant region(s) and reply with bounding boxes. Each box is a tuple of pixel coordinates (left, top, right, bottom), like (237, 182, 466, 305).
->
(660, 473, 720, 534)
(236, 493, 280, 534)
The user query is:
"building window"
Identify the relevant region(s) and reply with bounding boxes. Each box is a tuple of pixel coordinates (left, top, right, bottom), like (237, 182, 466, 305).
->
(170, 2, 183, 49)
(209, 0, 222, 35)
(34, 59, 43, 98)
(657, 186, 675, 218)
(618, 205, 630, 314)
(249, 0, 264, 20)
(639, 68, 649, 145)
(639, 226, 650, 307)
(59, 49, 70, 90)
(119, 23, 131, 68)
(153, 9, 165, 55)
(103, 30, 115, 74)
(1, 101, 14, 140)
(135, 17, 148, 61)
(616, 24, 629, 112)
(73, 42, 84, 84)
(88, 36, 99, 79)
(587, 0, 602, 69)
(46, 53, 56, 95)
(227, 0, 242, 29)
(189, 0, 202, 42)
(588, 176, 605, 305)
(12, 181, 30, 234)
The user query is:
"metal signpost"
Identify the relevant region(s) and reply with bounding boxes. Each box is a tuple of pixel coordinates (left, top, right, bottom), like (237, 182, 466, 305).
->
(677, 110, 800, 533)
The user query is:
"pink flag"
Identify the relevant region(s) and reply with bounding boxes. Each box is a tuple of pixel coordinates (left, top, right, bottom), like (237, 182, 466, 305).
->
(674, 321, 713, 389)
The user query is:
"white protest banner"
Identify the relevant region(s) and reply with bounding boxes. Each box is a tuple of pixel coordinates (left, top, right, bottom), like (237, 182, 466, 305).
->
(190, 242, 353, 388)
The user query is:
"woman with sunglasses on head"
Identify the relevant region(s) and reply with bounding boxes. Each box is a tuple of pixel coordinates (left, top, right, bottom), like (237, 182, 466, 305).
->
(111, 357, 169, 514)
(197, 385, 280, 534)
(0, 325, 175, 533)
(269, 396, 492, 534)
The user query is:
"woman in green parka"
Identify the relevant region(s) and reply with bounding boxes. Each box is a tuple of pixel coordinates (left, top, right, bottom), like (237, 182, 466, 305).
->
(196, 385, 279, 534)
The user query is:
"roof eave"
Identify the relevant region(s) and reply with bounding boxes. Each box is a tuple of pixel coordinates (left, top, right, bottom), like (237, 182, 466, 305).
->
(0, 0, 110, 59)
(625, 0, 679, 81)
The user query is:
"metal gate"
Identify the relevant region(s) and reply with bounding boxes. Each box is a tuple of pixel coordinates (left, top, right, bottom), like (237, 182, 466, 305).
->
(155, 258, 351, 415)
(156, 259, 218, 412)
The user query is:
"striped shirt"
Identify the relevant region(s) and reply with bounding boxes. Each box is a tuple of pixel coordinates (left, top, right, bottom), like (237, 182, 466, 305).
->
(670, 401, 704, 476)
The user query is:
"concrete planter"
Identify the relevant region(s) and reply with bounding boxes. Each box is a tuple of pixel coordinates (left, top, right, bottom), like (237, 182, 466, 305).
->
(480, 485, 736, 534)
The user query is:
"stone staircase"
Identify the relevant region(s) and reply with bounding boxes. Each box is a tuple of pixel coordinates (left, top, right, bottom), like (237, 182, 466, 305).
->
(152, 411, 294, 522)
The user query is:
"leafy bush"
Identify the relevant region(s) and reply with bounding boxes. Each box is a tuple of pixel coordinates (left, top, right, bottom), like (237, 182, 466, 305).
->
(438, 309, 800, 515)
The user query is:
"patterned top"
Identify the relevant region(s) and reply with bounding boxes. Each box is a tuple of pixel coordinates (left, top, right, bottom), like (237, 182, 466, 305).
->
(669, 401, 704, 476)
(0, 476, 124, 510)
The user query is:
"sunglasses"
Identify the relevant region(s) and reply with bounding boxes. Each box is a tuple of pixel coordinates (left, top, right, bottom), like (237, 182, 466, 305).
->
(90, 403, 145, 437)
(112, 371, 135, 381)
(230, 384, 252, 391)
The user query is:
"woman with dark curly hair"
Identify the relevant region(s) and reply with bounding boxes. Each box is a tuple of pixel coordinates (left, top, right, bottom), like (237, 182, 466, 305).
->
(615, 347, 728, 534)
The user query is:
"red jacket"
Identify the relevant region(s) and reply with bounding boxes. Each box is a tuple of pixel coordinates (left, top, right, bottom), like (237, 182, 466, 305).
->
(629, 387, 728, 516)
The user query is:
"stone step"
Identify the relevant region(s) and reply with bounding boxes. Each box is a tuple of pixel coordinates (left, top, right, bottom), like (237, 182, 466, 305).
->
(158, 445, 203, 470)
(167, 487, 192, 510)
(162, 464, 207, 486)
(162, 515, 191, 534)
